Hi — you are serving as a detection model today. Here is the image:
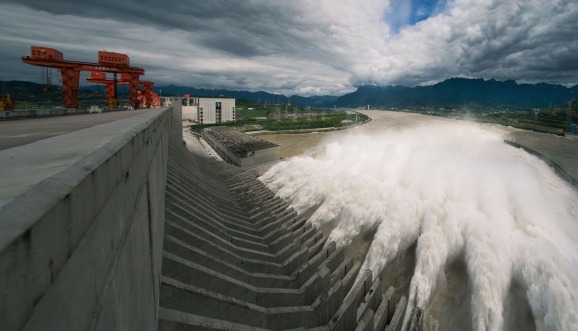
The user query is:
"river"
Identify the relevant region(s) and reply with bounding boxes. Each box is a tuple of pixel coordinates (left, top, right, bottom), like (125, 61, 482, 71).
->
(257, 110, 578, 331)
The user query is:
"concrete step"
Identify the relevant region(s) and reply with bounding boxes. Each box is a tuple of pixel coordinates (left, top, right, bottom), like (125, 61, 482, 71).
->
(162, 254, 333, 308)
(159, 143, 412, 331)
(165, 196, 266, 247)
(163, 240, 295, 288)
(160, 278, 316, 329)
(166, 211, 275, 257)
(158, 307, 269, 331)
(165, 221, 280, 266)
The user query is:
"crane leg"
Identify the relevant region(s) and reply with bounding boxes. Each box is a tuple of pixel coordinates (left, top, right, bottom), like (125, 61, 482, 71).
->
(60, 68, 80, 108)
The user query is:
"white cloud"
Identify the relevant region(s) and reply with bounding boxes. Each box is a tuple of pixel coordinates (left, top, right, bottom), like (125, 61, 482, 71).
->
(0, 0, 576, 95)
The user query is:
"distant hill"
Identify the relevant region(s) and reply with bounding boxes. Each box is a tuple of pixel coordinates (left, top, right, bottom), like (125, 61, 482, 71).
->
(0, 80, 63, 102)
(335, 78, 578, 109)
(0, 81, 338, 108)
(3, 78, 577, 110)
(151, 85, 338, 107)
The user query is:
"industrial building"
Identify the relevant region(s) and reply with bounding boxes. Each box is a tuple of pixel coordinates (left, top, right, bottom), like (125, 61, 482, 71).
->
(203, 126, 279, 168)
(161, 96, 236, 125)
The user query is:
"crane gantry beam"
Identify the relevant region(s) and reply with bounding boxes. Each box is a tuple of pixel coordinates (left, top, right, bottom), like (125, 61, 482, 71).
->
(87, 73, 157, 108)
(22, 46, 146, 109)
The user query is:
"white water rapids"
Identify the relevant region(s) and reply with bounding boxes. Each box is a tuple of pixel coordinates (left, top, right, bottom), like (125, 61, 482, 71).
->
(259, 121, 578, 331)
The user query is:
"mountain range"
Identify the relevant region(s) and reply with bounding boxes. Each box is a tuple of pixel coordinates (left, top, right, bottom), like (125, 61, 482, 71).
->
(149, 85, 338, 107)
(335, 78, 578, 109)
(2, 78, 577, 109)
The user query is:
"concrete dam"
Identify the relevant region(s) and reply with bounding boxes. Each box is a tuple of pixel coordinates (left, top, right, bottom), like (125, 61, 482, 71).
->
(0, 102, 412, 330)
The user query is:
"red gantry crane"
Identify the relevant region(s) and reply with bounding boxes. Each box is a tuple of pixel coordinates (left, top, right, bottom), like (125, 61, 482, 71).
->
(22, 46, 147, 109)
(87, 72, 160, 108)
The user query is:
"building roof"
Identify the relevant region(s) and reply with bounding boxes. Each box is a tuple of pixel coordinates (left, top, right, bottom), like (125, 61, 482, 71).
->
(205, 126, 277, 157)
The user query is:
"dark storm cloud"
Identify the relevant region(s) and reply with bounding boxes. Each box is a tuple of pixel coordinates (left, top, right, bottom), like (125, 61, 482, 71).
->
(452, 0, 578, 83)
(4, 0, 306, 57)
(197, 36, 264, 57)
(1, 0, 577, 95)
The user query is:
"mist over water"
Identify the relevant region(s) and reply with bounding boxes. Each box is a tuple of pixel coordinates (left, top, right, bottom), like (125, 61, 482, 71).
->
(260, 122, 578, 331)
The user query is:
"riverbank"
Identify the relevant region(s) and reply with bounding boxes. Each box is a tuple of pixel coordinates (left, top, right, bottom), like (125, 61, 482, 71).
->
(505, 129, 578, 188)
(246, 116, 371, 135)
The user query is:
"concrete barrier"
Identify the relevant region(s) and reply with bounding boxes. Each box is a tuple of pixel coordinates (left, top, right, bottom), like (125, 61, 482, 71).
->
(0, 102, 179, 330)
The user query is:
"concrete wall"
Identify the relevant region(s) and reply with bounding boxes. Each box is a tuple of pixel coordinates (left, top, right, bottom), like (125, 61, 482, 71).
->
(198, 97, 235, 124)
(504, 139, 578, 189)
(239, 146, 280, 168)
(203, 129, 280, 168)
(0, 102, 181, 330)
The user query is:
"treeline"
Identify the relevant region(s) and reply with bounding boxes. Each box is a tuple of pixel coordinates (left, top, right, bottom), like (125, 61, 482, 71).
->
(190, 113, 367, 133)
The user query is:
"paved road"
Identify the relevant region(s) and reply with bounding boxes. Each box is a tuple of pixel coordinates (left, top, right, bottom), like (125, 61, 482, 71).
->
(0, 109, 152, 151)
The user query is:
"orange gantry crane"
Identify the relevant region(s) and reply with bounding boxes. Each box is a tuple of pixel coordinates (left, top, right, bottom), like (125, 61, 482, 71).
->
(87, 72, 160, 108)
(22, 46, 146, 109)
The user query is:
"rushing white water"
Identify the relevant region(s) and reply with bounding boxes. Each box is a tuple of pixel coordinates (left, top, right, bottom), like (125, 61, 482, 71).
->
(260, 122, 578, 331)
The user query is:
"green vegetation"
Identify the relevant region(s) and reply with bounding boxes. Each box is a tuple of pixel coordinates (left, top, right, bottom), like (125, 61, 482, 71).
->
(190, 111, 368, 134)
(401, 102, 578, 135)
(234, 99, 283, 119)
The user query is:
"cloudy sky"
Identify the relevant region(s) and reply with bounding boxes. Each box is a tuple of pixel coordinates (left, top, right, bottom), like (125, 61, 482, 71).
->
(0, 0, 577, 96)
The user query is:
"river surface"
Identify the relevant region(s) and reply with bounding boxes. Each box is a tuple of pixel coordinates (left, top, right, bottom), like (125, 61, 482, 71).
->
(257, 110, 578, 331)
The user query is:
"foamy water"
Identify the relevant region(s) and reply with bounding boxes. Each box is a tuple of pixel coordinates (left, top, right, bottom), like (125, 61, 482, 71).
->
(260, 122, 578, 331)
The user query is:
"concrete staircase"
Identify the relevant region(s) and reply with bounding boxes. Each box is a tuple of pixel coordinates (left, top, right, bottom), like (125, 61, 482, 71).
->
(158, 143, 409, 330)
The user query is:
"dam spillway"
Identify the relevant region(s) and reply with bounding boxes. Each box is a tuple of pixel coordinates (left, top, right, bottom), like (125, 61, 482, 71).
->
(4, 105, 574, 330)
(158, 136, 411, 330)
(0, 103, 412, 330)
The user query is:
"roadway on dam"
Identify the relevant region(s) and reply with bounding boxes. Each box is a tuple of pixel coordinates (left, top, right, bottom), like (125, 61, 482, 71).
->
(0, 109, 153, 151)
(0, 109, 166, 209)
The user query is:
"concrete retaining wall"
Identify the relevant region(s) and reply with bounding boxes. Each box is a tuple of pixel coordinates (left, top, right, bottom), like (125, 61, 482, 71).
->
(504, 139, 578, 189)
(0, 103, 179, 330)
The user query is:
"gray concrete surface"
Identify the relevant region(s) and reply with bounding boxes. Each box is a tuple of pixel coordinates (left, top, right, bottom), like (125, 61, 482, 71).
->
(0, 109, 167, 210)
(0, 109, 153, 151)
(507, 130, 578, 187)
(158, 133, 408, 330)
(0, 106, 174, 330)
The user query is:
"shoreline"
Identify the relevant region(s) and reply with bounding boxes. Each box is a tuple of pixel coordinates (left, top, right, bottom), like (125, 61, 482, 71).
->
(247, 116, 372, 135)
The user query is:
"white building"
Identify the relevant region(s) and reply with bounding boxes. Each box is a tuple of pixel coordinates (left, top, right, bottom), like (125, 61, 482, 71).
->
(160, 97, 236, 125)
